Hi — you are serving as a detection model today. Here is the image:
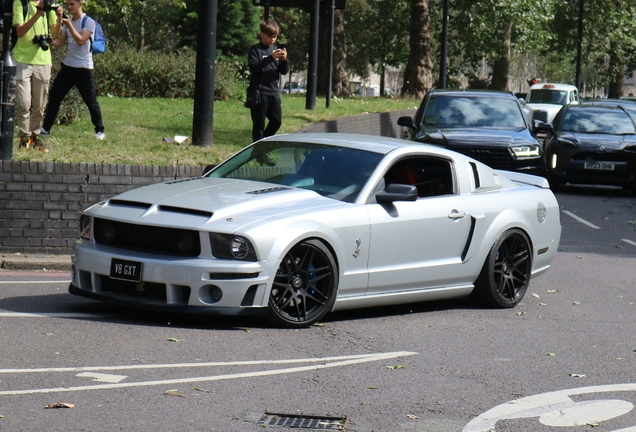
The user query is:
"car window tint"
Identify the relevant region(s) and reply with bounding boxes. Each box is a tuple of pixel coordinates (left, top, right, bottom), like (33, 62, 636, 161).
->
(560, 110, 636, 134)
(527, 90, 567, 105)
(424, 96, 525, 128)
(384, 157, 455, 197)
(208, 142, 384, 203)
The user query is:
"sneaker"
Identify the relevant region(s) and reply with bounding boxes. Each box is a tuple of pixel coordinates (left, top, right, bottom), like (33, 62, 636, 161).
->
(18, 135, 32, 149)
(95, 132, 106, 140)
(38, 127, 50, 136)
(30, 134, 49, 153)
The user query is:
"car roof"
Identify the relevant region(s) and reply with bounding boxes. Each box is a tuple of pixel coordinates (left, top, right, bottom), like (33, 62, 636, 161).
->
(259, 133, 465, 159)
(565, 103, 631, 113)
(428, 89, 516, 99)
(529, 83, 578, 91)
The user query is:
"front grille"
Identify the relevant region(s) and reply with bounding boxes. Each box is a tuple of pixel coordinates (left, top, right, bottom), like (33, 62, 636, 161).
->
(100, 275, 168, 302)
(574, 151, 630, 163)
(94, 218, 201, 257)
(453, 147, 513, 170)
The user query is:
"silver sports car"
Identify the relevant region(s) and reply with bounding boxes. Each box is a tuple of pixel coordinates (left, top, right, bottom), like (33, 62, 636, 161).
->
(70, 133, 561, 327)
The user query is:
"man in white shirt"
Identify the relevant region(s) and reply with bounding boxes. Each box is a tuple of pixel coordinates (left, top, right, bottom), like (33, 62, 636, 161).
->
(40, 0, 105, 140)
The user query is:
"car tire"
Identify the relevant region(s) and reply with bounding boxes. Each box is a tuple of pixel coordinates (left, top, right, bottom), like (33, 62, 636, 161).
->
(268, 239, 338, 328)
(472, 229, 532, 308)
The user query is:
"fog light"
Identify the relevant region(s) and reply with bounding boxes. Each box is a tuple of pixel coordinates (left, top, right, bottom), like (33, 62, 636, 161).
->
(97, 220, 116, 244)
(210, 286, 223, 303)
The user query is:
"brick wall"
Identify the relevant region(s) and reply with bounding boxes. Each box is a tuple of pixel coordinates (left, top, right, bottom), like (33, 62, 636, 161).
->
(0, 109, 415, 255)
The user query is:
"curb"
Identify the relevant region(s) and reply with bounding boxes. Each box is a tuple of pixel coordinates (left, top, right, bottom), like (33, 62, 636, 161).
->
(0, 254, 73, 272)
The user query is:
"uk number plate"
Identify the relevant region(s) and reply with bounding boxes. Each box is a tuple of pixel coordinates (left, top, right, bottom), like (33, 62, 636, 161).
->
(584, 161, 615, 171)
(110, 258, 142, 282)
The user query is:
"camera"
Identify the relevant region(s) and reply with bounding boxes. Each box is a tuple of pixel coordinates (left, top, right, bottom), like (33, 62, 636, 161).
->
(33, 35, 52, 51)
(41, 0, 59, 12)
(62, 12, 69, 19)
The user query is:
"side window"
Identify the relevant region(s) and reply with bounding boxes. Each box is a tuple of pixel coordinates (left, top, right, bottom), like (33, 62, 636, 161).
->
(384, 157, 455, 198)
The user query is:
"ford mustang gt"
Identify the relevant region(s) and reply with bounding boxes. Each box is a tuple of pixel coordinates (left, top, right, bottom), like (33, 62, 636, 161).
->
(69, 133, 561, 327)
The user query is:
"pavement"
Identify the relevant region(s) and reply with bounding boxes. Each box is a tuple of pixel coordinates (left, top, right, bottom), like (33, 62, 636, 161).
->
(0, 253, 73, 272)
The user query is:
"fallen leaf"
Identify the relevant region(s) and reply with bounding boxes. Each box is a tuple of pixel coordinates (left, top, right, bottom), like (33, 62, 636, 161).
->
(45, 403, 75, 409)
(547, 289, 559, 293)
(577, 255, 585, 259)
(569, 373, 586, 378)
(167, 337, 183, 342)
(516, 311, 525, 316)
(0, 414, 4, 418)
(539, 303, 547, 306)
(386, 365, 407, 370)
(532, 293, 540, 299)
(359, 401, 366, 405)
(163, 389, 186, 398)
(616, 358, 624, 361)
(547, 353, 556, 356)
(367, 386, 379, 389)
(192, 387, 212, 393)
(313, 323, 325, 327)
(586, 422, 599, 427)
(573, 302, 581, 305)
(407, 414, 419, 419)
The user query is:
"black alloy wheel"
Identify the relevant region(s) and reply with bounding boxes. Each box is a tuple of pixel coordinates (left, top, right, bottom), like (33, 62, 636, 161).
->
(268, 239, 338, 328)
(474, 229, 532, 308)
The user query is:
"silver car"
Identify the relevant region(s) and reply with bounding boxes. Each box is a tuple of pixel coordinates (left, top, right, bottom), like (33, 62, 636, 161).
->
(70, 133, 561, 327)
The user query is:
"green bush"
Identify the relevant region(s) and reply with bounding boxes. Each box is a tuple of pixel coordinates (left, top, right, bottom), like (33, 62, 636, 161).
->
(93, 45, 246, 101)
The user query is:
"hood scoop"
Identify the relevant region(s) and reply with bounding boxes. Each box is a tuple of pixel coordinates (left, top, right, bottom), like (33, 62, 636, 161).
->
(245, 186, 291, 195)
(158, 205, 213, 218)
(109, 199, 152, 210)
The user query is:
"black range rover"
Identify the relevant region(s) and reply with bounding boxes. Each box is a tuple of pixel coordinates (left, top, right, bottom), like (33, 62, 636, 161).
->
(398, 89, 544, 174)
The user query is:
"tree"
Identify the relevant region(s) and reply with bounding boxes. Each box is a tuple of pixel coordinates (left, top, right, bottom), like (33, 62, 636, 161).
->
(450, 0, 554, 91)
(401, 0, 433, 98)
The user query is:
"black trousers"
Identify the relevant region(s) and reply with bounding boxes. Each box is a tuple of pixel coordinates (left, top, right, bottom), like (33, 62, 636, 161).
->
(42, 63, 104, 133)
(250, 93, 282, 142)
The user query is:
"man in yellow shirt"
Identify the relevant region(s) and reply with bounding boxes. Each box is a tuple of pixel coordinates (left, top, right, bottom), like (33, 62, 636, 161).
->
(13, 0, 61, 152)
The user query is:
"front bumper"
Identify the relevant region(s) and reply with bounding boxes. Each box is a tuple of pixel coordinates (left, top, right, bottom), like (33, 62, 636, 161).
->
(549, 148, 636, 187)
(70, 241, 279, 314)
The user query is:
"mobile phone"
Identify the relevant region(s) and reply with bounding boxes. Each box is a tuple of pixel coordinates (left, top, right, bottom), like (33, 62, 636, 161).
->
(277, 44, 286, 50)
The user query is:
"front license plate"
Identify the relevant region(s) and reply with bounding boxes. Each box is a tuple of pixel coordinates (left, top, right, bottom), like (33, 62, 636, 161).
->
(110, 258, 143, 282)
(584, 161, 615, 171)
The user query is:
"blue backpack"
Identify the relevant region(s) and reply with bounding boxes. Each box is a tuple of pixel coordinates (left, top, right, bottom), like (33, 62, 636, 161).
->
(81, 15, 106, 54)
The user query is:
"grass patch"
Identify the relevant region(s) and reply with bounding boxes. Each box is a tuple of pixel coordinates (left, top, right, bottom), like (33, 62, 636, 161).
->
(12, 94, 417, 166)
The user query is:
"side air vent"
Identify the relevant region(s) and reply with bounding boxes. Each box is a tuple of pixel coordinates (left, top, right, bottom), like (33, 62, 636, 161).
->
(108, 199, 152, 210)
(158, 205, 213, 218)
(166, 177, 199, 185)
(245, 186, 291, 195)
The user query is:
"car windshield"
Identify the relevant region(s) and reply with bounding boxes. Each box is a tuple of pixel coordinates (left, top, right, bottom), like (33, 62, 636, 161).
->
(527, 89, 567, 105)
(423, 95, 526, 129)
(560, 110, 636, 134)
(207, 141, 384, 203)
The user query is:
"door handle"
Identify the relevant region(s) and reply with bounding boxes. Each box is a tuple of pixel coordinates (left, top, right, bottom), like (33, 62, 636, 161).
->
(448, 210, 466, 219)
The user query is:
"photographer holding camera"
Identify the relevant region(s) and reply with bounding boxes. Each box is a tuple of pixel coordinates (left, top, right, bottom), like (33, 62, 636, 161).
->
(40, 0, 105, 141)
(13, 0, 62, 152)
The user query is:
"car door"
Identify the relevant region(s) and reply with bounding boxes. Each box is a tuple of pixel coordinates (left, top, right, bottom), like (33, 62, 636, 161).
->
(366, 156, 472, 295)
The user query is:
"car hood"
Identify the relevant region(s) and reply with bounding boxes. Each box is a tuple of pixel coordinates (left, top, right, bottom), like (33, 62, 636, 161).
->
(87, 177, 343, 230)
(556, 132, 636, 150)
(419, 127, 538, 148)
(525, 103, 562, 113)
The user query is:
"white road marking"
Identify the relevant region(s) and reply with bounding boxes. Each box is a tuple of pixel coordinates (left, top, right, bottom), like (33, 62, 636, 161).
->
(562, 210, 601, 229)
(622, 239, 636, 247)
(0, 351, 417, 396)
(0, 312, 106, 318)
(464, 383, 636, 432)
(76, 372, 128, 383)
(0, 280, 71, 284)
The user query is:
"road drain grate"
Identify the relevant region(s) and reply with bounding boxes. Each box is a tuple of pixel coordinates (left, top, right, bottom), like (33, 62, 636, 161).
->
(257, 412, 348, 430)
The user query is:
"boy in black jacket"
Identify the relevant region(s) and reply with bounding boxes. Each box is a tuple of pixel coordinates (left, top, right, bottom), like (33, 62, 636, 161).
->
(248, 21, 289, 142)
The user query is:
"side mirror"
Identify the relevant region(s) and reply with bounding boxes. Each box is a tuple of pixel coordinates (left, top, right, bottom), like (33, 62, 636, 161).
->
(375, 184, 418, 203)
(397, 116, 415, 129)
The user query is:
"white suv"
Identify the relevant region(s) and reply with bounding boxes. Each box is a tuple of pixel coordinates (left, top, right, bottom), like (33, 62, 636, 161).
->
(523, 83, 579, 125)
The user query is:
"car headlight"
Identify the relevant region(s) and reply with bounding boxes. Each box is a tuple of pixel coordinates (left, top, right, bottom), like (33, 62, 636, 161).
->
(209, 233, 257, 261)
(96, 219, 116, 244)
(79, 215, 92, 240)
(511, 144, 541, 159)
